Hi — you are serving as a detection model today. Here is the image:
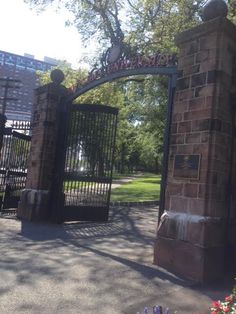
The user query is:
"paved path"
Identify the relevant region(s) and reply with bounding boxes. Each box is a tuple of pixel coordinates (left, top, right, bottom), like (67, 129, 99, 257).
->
(111, 176, 138, 189)
(0, 206, 231, 314)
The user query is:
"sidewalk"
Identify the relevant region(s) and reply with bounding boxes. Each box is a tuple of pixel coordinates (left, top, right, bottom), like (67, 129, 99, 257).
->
(0, 205, 232, 314)
(111, 175, 138, 189)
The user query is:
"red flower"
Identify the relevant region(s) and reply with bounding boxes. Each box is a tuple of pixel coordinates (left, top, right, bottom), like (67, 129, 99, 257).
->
(212, 301, 221, 309)
(223, 306, 230, 312)
(225, 295, 232, 302)
(211, 311, 218, 314)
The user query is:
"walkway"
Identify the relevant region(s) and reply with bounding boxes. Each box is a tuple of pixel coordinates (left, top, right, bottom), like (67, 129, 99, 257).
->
(0, 205, 231, 314)
(111, 175, 139, 189)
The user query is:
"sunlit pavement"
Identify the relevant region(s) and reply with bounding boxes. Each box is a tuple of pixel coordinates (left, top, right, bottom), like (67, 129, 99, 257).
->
(0, 206, 231, 314)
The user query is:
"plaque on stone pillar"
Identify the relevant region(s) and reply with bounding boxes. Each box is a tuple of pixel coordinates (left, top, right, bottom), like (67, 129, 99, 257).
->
(173, 154, 201, 179)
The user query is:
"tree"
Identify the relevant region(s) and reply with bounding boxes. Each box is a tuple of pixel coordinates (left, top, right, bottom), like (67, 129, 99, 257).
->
(25, 1, 236, 59)
(37, 61, 170, 174)
(37, 61, 87, 89)
(25, 0, 125, 49)
(31, 0, 236, 174)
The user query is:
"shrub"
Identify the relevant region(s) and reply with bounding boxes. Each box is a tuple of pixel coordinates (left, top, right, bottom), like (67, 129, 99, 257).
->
(210, 280, 236, 314)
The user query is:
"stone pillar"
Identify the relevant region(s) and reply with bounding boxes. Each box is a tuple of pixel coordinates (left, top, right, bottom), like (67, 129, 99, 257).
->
(17, 70, 68, 222)
(228, 92, 236, 272)
(154, 16, 236, 282)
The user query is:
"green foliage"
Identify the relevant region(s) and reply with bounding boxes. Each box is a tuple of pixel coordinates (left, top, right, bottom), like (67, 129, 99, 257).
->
(30, 0, 236, 174)
(37, 62, 167, 173)
(36, 61, 87, 89)
(228, 0, 236, 24)
(210, 280, 236, 313)
(25, 0, 236, 58)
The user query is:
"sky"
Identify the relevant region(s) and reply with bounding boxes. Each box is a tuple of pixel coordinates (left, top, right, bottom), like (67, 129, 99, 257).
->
(0, 0, 86, 68)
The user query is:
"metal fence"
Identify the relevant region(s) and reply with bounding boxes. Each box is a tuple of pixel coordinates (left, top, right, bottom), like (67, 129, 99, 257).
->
(61, 104, 118, 222)
(0, 121, 31, 213)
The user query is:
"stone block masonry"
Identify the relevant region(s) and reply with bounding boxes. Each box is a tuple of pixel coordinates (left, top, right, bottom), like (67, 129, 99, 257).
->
(154, 17, 236, 282)
(17, 77, 69, 222)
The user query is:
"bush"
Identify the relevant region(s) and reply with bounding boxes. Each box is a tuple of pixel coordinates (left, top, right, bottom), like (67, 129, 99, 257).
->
(210, 280, 236, 314)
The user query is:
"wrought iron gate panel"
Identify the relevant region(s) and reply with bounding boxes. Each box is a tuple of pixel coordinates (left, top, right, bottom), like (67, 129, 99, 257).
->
(62, 104, 118, 222)
(0, 128, 31, 210)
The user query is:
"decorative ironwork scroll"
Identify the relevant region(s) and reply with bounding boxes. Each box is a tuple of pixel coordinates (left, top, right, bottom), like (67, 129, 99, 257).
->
(69, 52, 177, 102)
(65, 45, 178, 223)
(86, 53, 177, 83)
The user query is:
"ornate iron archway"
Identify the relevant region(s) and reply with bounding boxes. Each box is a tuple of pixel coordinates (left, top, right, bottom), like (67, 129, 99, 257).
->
(69, 52, 177, 221)
(68, 53, 177, 101)
(53, 51, 177, 222)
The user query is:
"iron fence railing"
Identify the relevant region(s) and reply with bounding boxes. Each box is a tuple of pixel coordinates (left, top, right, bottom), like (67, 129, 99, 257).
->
(0, 121, 31, 211)
(61, 104, 118, 222)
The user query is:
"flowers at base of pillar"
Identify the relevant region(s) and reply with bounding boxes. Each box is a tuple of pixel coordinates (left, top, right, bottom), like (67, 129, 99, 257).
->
(210, 280, 236, 314)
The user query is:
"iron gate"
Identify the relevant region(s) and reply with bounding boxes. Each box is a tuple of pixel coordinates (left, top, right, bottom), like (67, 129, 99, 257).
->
(0, 127, 31, 211)
(61, 104, 118, 222)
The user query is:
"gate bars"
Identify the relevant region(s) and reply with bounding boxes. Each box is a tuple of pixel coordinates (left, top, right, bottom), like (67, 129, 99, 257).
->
(61, 104, 118, 222)
(0, 126, 31, 211)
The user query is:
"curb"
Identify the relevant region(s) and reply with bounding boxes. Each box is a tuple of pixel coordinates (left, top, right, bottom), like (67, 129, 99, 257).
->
(110, 200, 159, 207)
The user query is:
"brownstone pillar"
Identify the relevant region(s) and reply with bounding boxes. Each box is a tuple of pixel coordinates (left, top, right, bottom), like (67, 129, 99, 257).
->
(17, 70, 69, 222)
(154, 17, 236, 282)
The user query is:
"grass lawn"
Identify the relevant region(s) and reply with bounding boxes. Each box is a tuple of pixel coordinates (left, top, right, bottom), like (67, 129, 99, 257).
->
(110, 173, 161, 202)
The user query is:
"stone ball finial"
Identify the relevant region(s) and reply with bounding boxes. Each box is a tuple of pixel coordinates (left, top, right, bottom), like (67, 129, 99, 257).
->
(50, 69, 65, 85)
(201, 0, 228, 22)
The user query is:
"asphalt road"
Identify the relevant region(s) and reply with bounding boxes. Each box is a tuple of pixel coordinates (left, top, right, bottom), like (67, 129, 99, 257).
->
(0, 205, 231, 314)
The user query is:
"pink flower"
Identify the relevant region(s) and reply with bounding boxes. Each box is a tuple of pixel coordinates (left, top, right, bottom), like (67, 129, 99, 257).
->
(212, 301, 221, 309)
(225, 295, 232, 303)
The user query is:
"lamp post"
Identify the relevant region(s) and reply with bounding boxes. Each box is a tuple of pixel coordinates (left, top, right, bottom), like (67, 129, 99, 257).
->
(0, 77, 21, 152)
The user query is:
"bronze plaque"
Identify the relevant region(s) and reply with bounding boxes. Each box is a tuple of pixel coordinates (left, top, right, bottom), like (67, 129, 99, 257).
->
(173, 154, 201, 179)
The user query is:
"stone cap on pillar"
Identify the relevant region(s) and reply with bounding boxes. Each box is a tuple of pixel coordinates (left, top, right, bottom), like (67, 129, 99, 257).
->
(50, 69, 65, 85)
(175, 18, 236, 46)
(200, 0, 228, 22)
(175, 0, 235, 45)
(36, 69, 69, 97)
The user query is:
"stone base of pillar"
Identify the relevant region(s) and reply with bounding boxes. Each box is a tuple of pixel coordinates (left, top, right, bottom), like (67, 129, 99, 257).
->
(153, 212, 226, 282)
(50, 191, 65, 224)
(17, 189, 50, 222)
(226, 220, 236, 274)
(154, 237, 225, 282)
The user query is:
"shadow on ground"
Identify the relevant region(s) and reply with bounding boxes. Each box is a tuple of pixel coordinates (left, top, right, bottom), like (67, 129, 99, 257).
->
(0, 206, 232, 314)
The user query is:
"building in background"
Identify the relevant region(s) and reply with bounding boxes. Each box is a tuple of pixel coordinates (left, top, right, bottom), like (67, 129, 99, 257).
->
(0, 50, 59, 121)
